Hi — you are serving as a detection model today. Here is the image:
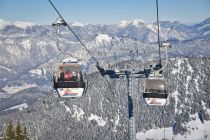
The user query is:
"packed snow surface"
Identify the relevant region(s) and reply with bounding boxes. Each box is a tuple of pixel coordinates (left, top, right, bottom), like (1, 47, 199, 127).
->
(2, 84, 37, 94)
(2, 103, 28, 112)
(136, 114, 210, 140)
(88, 113, 106, 127)
(95, 33, 112, 44)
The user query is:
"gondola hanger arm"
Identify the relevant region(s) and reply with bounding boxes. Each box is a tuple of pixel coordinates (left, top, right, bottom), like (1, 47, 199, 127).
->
(48, 0, 101, 66)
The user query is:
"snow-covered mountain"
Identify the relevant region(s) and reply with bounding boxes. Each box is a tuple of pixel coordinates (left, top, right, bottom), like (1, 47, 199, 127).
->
(0, 19, 10, 29)
(192, 18, 210, 40)
(0, 58, 210, 140)
(13, 21, 35, 29)
(0, 19, 35, 30)
(0, 18, 210, 42)
(117, 19, 145, 27)
(71, 21, 88, 27)
(0, 18, 210, 89)
(0, 18, 210, 139)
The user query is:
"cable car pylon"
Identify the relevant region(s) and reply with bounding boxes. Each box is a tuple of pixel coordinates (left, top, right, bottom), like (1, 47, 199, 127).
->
(97, 65, 151, 140)
(97, 0, 171, 139)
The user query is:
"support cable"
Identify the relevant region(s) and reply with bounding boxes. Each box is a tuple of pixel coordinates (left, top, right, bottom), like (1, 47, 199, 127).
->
(54, 26, 73, 57)
(156, 0, 161, 66)
(48, 0, 99, 65)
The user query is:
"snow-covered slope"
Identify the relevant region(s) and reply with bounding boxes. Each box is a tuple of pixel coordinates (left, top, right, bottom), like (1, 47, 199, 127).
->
(95, 33, 112, 43)
(0, 58, 210, 140)
(2, 103, 28, 112)
(13, 21, 35, 29)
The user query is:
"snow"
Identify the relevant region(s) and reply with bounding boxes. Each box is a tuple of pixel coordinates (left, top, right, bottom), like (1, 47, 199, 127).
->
(37, 41, 47, 46)
(117, 19, 145, 27)
(2, 84, 37, 94)
(6, 45, 22, 57)
(201, 101, 207, 110)
(207, 109, 210, 115)
(0, 65, 15, 73)
(13, 21, 35, 29)
(171, 68, 179, 74)
(177, 59, 183, 71)
(136, 116, 210, 140)
(29, 69, 43, 76)
(62, 57, 78, 63)
(21, 39, 31, 52)
(172, 59, 183, 74)
(187, 61, 194, 73)
(0, 93, 11, 98)
(95, 33, 112, 44)
(185, 75, 191, 95)
(72, 105, 84, 122)
(88, 113, 106, 127)
(147, 24, 157, 32)
(118, 20, 130, 27)
(174, 114, 210, 140)
(198, 23, 210, 30)
(172, 89, 179, 113)
(113, 109, 120, 132)
(136, 127, 173, 140)
(0, 19, 11, 29)
(194, 76, 200, 92)
(185, 60, 193, 95)
(71, 21, 88, 27)
(132, 19, 145, 26)
(3, 103, 28, 112)
(203, 30, 210, 36)
(60, 102, 84, 121)
(60, 101, 71, 113)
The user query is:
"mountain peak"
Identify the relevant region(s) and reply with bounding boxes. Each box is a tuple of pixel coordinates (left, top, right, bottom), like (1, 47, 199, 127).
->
(118, 20, 130, 27)
(132, 19, 145, 26)
(13, 21, 35, 29)
(200, 17, 210, 25)
(71, 21, 88, 27)
(0, 19, 36, 30)
(117, 19, 145, 27)
(193, 17, 210, 29)
(0, 19, 11, 29)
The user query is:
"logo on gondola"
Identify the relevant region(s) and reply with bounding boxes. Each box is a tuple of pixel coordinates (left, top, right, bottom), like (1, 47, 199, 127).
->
(64, 89, 72, 94)
(63, 89, 79, 95)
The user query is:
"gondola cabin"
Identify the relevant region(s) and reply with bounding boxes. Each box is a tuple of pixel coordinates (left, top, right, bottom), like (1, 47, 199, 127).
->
(143, 77, 168, 106)
(53, 58, 86, 98)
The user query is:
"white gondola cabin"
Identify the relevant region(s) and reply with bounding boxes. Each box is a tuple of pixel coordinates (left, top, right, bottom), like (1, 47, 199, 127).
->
(53, 58, 86, 98)
(143, 77, 168, 106)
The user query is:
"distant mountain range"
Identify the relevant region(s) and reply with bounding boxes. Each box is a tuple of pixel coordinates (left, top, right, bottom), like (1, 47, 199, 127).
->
(1, 17, 210, 42)
(0, 17, 210, 89)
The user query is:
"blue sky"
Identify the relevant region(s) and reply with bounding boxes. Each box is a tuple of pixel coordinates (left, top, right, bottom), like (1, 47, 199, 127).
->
(0, 0, 210, 25)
